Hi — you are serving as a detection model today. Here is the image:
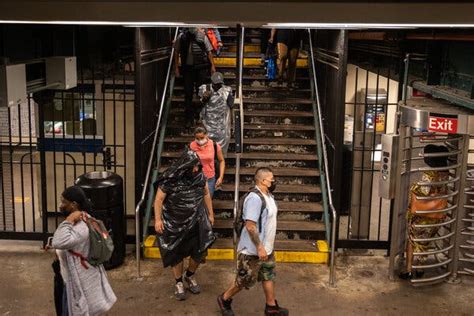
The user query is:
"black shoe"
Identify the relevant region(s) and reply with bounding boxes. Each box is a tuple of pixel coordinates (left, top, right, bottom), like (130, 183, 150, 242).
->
(399, 270, 424, 280)
(398, 271, 413, 280)
(217, 294, 234, 316)
(265, 301, 289, 316)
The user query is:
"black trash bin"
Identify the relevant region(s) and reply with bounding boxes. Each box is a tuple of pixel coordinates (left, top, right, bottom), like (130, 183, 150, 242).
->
(75, 171, 125, 269)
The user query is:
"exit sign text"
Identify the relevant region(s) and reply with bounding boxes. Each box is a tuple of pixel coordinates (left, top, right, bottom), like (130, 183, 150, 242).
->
(428, 116, 458, 134)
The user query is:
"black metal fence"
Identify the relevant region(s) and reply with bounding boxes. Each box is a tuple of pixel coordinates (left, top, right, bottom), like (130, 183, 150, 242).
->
(0, 60, 136, 241)
(339, 67, 399, 250)
(336, 39, 402, 250)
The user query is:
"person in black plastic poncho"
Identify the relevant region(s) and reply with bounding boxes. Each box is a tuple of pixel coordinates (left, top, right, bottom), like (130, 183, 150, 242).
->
(153, 147, 216, 301)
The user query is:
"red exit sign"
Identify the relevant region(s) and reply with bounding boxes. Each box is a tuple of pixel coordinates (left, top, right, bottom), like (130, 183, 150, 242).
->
(428, 116, 458, 134)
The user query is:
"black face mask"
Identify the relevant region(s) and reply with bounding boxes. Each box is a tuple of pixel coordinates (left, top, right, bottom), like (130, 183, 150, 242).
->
(267, 181, 276, 193)
(60, 204, 73, 216)
(212, 83, 222, 91)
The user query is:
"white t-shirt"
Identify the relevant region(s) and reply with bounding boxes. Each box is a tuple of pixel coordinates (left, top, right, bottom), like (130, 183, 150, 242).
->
(261, 190, 277, 254)
(237, 186, 278, 255)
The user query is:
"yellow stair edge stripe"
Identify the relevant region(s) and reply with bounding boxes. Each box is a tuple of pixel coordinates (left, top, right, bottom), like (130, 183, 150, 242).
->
(214, 57, 308, 67)
(227, 46, 261, 53)
(143, 235, 328, 263)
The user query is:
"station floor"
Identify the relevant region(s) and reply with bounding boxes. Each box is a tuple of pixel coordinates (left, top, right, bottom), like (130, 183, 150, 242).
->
(0, 241, 473, 315)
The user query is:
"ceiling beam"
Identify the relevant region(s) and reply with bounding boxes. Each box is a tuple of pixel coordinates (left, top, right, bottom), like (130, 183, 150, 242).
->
(1, 2, 474, 26)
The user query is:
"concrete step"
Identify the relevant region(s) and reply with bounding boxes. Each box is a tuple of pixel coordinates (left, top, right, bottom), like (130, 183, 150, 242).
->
(244, 97, 313, 105)
(212, 200, 323, 213)
(245, 109, 314, 117)
(213, 219, 324, 232)
(219, 183, 321, 194)
(214, 57, 308, 68)
(211, 238, 324, 252)
(225, 43, 261, 53)
(226, 166, 319, 177)
(161, 151, 318, 161)
(158, 166, 319, 177)
(174, 84, 311, 94)
(244, 124, 315, 131)
(163, 136, 316, 146)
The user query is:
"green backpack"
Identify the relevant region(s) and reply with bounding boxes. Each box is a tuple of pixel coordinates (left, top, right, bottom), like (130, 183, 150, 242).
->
(70, 213, 114, 268)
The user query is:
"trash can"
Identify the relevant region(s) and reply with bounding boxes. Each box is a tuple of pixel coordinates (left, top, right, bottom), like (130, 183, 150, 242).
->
(75, 171, 125, 269)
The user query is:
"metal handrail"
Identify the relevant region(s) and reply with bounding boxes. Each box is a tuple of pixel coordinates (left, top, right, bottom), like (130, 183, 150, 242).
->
(135, 27, 179, 279)
(307, 28, 337, 287)
(232, 26, 245, 257)
(238, 26, 245, 141)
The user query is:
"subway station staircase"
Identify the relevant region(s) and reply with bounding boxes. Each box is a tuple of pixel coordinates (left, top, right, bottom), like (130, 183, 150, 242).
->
(143, 28, 330, 263)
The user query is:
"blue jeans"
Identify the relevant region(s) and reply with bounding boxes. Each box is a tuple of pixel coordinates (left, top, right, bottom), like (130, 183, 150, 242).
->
(207, 177, 216, 198)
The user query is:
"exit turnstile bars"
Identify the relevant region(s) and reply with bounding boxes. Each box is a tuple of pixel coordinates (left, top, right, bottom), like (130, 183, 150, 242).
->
(456, 135, 474, 277)
(387, 97, 474, 286)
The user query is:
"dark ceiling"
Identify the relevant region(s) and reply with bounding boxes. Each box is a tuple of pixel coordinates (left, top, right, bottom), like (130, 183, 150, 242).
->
(1, 1, 474, 26)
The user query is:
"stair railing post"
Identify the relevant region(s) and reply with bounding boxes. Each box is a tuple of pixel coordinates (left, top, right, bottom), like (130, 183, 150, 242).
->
(134, 27, 179, 280)
(308, 28, 338, 287)
(233, 25, 245, 260)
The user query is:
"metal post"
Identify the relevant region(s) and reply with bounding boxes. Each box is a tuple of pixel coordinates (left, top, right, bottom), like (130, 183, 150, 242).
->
(233, 25, 245, 259)
(307, 28, 337, 287)
(402, 54, 410, 104)
(388, 126, 406, 280)
(448, 134, 470, 284)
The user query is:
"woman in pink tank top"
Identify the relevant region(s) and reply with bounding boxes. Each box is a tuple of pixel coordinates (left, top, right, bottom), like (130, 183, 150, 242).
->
(190, 126, 225, 197)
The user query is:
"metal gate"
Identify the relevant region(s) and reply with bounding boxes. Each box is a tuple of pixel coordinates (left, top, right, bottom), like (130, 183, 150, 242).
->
(453, 135, 474, 278)
(0, 59, 136, 241)
(388, 97, 473, 285)
(337, 64, 400, 250)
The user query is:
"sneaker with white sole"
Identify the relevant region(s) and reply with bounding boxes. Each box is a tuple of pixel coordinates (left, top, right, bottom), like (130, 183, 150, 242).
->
(174, 282, 186, 301)
(183, 273, 201, 294)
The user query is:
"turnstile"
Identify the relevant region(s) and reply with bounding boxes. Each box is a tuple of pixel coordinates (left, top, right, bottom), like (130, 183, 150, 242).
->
(384, 97, 474, 286)
(456, 135, 474, 277)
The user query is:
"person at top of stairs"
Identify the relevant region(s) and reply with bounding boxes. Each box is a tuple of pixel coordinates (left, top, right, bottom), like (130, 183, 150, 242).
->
(153, 148, 215, 301)
(190, 126, 225, 198)
(198, 71, 234, 156)
(217, 167, 289, 316)
(269, 28, 303, 90)
(174, 27, 216, 128)
(205, 28, 224, 56)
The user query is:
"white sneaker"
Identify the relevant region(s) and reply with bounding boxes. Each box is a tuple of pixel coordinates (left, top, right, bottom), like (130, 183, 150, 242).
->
(183, 274, 201, 294)
(174, 282, 186, 301)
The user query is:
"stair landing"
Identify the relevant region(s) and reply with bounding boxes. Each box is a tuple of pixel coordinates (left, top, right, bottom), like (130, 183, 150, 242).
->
(144, 235, 329, 263)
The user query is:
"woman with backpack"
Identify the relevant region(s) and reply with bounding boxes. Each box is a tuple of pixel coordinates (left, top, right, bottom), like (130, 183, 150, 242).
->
(51, 186, 116, 316)
(190, 126, 225, 198)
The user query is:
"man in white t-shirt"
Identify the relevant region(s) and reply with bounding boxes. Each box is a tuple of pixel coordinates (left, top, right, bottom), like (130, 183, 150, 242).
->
(217, 167, 289, 316)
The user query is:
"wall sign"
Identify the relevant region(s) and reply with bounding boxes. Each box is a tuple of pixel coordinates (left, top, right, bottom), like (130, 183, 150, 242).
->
(428, 116, 458, 134)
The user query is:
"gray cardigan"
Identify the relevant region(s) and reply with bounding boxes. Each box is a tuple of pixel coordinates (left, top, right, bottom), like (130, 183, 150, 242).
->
(52, 220, 117, 316)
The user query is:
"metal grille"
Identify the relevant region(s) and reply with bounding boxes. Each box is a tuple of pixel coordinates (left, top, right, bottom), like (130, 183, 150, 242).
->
(337, 65, 400, 250)
(0, 61, 136, 240)
(456, 135, 474, 277)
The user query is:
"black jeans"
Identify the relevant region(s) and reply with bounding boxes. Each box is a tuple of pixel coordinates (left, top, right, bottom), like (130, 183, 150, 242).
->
(183, 66, 210, 122)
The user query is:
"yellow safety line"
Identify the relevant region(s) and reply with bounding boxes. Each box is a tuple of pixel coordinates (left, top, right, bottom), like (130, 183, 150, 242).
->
(144, 236, 328, 263)
(214, 57, 308, 67)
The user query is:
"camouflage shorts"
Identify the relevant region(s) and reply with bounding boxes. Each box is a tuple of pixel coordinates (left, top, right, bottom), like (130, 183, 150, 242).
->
(235, 253, 276, 289)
